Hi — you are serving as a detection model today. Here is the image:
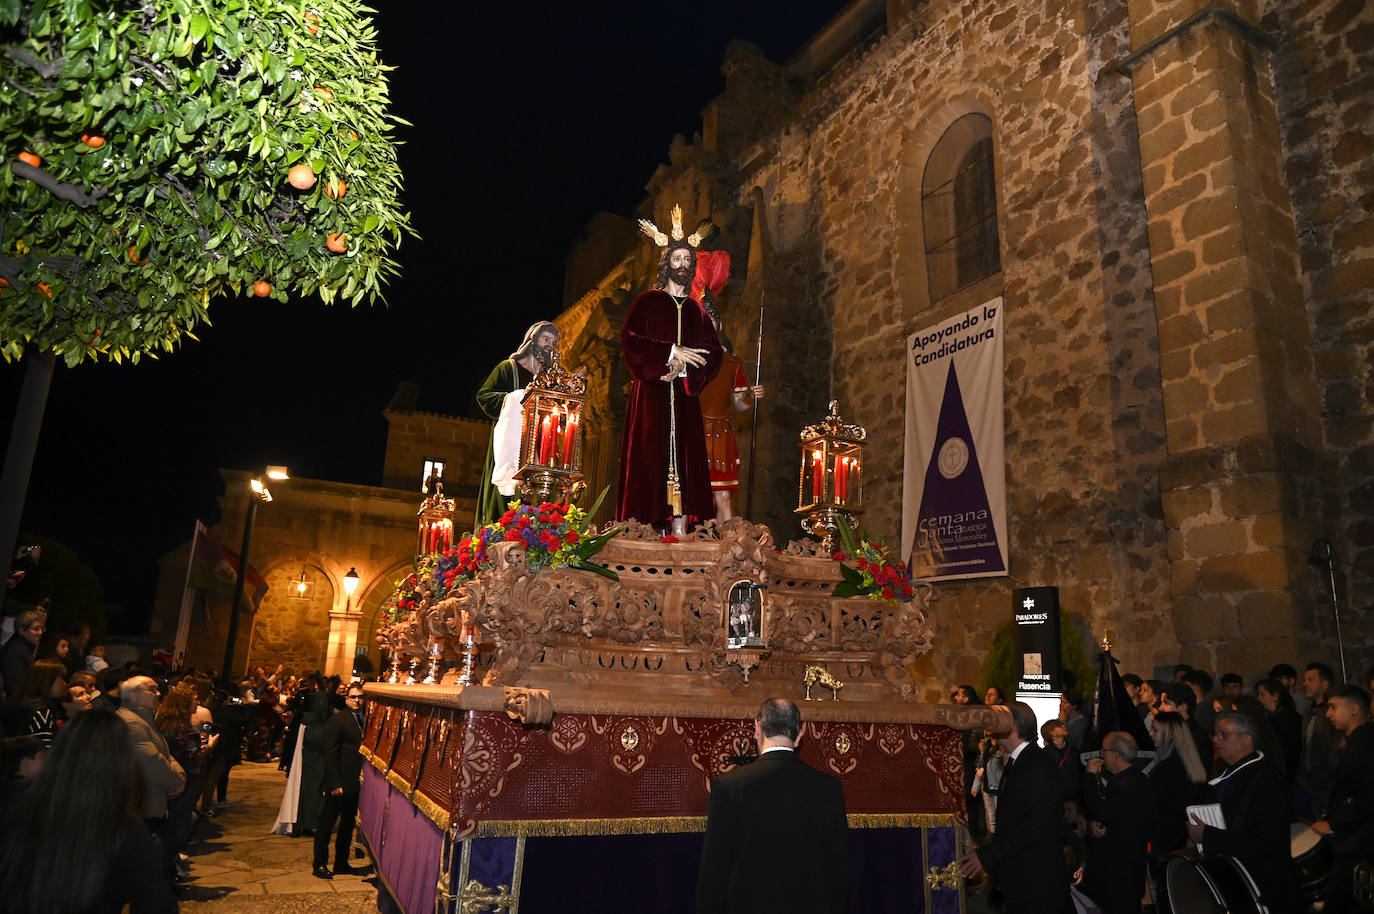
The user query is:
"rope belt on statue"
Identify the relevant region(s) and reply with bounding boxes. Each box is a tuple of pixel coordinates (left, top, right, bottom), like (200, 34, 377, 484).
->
(667, 297, 683, 516)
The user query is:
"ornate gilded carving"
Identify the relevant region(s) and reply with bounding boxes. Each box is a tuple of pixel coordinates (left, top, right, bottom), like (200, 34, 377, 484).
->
(379, 517, 937, 703)
(925, 861, 962, 891)
(502, 688, 553, 726)
(804, 664, 844, 701)
(459, 879, 516, 914)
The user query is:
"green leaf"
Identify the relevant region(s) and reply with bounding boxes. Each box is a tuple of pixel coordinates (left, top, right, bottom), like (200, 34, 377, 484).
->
(188, 12, 209, 41)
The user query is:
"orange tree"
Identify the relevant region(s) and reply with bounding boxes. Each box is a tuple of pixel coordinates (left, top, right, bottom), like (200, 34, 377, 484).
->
(0, 0, 412, 365)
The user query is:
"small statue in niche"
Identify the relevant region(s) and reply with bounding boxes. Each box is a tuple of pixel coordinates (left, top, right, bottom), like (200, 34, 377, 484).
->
(726, 580, 763, 649)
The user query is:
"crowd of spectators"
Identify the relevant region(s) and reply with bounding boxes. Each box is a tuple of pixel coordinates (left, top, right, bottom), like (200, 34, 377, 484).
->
(955, 659, 1374, 913)
(0, 606, 352, 911)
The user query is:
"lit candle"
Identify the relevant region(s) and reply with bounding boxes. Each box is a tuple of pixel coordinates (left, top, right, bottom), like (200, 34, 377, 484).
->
(561, 412, 578, 469)
(849, 459, 859, 503)
(835, 456, 847, 503)
(539, 412, 554, 465)
(812, 450, 823, 501)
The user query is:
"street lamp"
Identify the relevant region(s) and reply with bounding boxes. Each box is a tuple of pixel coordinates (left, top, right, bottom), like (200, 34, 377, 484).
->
(222, 467, 288, 677)
(344, 566, 360, 610)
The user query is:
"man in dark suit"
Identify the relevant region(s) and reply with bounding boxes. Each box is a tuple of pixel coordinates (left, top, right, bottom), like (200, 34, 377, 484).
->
(1186, 710, 1293, 912)
(1080, 731, 1153, 913)
(1311, 686, 1374, 914)
(695, 697, 849, 914)
(958, 701, 1068, 913)
(312, 682, 365, 879)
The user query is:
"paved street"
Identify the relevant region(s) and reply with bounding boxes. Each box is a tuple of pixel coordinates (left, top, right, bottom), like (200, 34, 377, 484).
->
(179, 761, 379, 914)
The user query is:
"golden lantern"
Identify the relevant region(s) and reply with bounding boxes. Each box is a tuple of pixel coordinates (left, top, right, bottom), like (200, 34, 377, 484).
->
(795, 400, 866, 551)
(417, 474, 456, 558)
(514, 349, 587, 504)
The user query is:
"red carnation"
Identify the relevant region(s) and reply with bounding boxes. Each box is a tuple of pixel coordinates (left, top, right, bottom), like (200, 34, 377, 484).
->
(857, 557, 868, 571)
(901, 584, 914, 599)
(516, 516, 531, 528)
(505, 530, 523, 542)
(566, 530, 580, 544)
(831, 552, 846, 561)
(660, 535, 680, 544)
(881, 586, 895, 600)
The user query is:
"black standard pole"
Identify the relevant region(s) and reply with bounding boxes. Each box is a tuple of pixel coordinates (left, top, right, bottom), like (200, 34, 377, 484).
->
(0, 351, 56, 564)
(222, 495, 258, 677)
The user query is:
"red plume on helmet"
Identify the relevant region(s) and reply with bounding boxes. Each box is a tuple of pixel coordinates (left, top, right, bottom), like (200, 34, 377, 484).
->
(691, 250, 731, 304)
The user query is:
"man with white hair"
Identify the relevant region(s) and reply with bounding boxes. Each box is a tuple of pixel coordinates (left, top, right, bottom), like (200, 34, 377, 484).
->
(117, 676, 186, 822)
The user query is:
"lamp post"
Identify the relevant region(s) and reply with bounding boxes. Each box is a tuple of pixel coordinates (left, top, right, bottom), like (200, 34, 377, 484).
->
(222, 466, 288, 677)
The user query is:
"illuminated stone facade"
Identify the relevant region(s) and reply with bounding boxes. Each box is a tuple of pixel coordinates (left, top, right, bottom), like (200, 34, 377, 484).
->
(556, 0, 1373, 690)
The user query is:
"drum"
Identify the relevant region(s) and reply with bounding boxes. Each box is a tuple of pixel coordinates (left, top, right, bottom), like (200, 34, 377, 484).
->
(1290, 822, 1332, 901)
(1165, 854, 1263, 914)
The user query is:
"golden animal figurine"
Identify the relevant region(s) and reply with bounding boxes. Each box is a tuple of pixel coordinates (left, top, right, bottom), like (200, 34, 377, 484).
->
(803, 664, 844, 701)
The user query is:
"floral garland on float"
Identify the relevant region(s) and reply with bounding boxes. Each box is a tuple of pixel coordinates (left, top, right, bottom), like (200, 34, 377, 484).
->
(829, 522, 917, 606)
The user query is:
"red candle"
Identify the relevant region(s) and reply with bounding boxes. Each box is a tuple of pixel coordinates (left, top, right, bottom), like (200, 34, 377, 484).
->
(835, 457, 847, 503)
(538, 413, 554, 465)
(849, 460, 859, 503)
(811, 450, 823, 501)
(561, 413, 578, 469)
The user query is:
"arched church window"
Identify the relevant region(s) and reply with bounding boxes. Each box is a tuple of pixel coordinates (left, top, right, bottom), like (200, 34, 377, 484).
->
(922, 113, 1001, 302)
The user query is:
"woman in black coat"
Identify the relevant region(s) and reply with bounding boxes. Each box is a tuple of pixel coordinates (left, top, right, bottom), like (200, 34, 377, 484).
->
(1256, 677, 1302, 783)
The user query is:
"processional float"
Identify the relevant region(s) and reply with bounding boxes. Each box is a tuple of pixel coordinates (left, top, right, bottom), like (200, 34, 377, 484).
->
(366, 347, 1006, 914)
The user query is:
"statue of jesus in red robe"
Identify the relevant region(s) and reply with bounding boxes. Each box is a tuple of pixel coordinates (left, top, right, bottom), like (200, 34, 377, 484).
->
(616, 241, 723, 535)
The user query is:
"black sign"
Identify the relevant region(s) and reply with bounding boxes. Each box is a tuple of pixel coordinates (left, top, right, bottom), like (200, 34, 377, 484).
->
(1013, 586, 1061, 694)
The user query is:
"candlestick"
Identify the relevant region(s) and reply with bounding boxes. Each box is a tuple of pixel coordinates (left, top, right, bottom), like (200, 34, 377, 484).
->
(561, 413, 578, 469)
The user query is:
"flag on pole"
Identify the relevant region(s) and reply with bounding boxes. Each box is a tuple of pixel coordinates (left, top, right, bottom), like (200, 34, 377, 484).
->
(187, 522, 269, 608)
(1084, 640, 1154, 758)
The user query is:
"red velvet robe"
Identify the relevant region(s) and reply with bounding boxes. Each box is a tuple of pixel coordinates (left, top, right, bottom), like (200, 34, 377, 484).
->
(616, 289, 723, 528)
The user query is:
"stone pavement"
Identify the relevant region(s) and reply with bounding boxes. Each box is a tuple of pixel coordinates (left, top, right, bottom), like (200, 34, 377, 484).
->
(178, 760, 380, 914)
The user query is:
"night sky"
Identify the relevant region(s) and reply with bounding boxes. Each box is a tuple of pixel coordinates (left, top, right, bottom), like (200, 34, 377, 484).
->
(0, 1, 846, 625)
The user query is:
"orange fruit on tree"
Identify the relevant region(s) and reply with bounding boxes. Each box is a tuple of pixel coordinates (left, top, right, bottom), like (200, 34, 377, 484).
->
(253, 281, 271, 297)
(37, 282, 51, 298)
(81, 135, 106, 148)
(326, 233, 348, 253)
(17, 151, 40, 167)
(314, 85, 333, 101)
(127, 246, 148, 264)
(324, 178, 346, 199)
(304, 10, 320, 33)
(287, 163, 316, 190)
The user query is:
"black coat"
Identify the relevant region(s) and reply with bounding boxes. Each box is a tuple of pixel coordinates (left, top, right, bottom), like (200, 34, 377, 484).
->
(695, 749, 849, 914)
(1199, 751, 1293, 911)
(1081, 765, 1153, 914)
(1145, 753, 1203, 855)
(978, 744, 1069, 913)
(1325, 722, 1374, 858)
(1266, 704, 1302, 782)
(321, 707, 364, 795)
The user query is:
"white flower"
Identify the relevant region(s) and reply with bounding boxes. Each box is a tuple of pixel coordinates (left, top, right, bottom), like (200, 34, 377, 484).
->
(131, 76, 144, 87)
(290, 69, 303, 82)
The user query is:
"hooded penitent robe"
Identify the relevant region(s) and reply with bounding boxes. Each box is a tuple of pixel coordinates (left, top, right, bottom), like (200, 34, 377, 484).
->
(616, 289, 722, 529)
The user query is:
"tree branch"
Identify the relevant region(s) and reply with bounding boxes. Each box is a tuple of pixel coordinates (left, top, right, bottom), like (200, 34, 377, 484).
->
(3, 76, 42, 97)
(11, 161, 107, 207)
(127, 55, 172, 91)
(2, 46, 63, 80)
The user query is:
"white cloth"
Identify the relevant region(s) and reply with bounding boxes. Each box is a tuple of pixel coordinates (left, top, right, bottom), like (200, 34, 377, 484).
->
(270, 723, 306, 835)
(85, 654, 108, 673)
(490, 388, 526, 497)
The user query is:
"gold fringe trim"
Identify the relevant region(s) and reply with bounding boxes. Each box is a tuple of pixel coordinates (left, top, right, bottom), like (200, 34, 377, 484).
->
(469, 813, 957, 837)
(475, 817, 708, 837)
(848, 813, 959, 829)
(412, 790, 452, 833)
(384, 768, 410, 794)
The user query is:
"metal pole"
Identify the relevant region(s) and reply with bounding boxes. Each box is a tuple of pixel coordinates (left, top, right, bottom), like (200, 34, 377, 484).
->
(1313, 539, 1347, 682)
(0, 351, 55, 565)
(744, 299, 765, 521)
(222, 494, 258, 678)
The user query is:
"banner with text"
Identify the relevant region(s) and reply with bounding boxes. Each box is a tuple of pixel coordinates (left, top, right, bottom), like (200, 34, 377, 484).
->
(902, 298, 1007, 581)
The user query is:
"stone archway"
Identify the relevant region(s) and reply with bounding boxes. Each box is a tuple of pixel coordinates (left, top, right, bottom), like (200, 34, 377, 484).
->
(354, 561, 411, 675)
(247, 562, 335, 677)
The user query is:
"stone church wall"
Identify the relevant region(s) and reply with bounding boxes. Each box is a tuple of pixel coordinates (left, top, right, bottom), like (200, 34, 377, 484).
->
(560, 0, 1373, 693)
